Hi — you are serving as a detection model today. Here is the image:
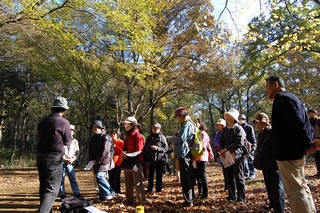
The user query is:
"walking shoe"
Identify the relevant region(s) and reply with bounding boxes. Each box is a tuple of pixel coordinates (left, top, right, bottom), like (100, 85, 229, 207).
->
(106, 193, 118, 200)
(139, 199, 151, 205)
(249, 175, 256, 180)
(75, 194, 84, 200)
(123, 199, 137, 206)
(182, 200, 193, 207)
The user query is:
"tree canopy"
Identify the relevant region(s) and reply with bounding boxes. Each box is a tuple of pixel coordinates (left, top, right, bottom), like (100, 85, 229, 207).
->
(0, 0, 319, 167)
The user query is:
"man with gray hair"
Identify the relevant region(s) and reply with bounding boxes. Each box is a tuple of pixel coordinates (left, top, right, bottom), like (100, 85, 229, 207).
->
(266, 76, 316, 213)
(37, 97, 72, 213)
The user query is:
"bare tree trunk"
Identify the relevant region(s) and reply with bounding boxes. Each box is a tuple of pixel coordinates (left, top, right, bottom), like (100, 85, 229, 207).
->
(9, 116, 19, 168)
(208, 104, 215, 139)
(9, 101, 26, 167)
(149, 90, 154, 127)
(127, 82, 134, 115)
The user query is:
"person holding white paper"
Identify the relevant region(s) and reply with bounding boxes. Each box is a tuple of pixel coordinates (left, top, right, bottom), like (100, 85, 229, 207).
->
(219, 108, 246, 203)
(122, 116, 150, 206)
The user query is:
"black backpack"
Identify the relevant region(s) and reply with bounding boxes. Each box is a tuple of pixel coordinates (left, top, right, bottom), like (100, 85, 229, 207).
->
(60, 197, 93, 213)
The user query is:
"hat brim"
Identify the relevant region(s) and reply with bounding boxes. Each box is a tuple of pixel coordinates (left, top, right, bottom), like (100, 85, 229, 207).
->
(224, 112, 239, 123)
(91, 124, 104, 129)
(174, 114, 180, 118)
(253, 119, 270, 125)
(51, 106, 69, 110)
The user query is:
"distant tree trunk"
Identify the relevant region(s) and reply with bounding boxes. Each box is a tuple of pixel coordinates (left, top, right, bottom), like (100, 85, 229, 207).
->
(9, 101, 26, 167)
(9, 117, 19, 168)
(149, 90, 154, 127)
(127, 81, 134, 115)
(208, 104, 215, 139)
(19, 115, 28, 162)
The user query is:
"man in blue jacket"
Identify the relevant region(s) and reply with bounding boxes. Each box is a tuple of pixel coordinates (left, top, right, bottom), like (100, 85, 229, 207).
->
(169, 107, 195, 207)
(266, 76, 316, 213)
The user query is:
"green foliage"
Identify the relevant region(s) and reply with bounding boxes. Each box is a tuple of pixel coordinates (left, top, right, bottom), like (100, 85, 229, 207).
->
(1, 0, 320, 166)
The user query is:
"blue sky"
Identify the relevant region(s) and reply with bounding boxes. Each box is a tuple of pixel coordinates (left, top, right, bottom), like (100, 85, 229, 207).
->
(211, 0, 268, 38)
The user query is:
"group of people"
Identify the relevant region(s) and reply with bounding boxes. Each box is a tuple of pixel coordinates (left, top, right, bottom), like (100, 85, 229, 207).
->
(36, 75, 319, 213)
(216, 76, 319, 213)
(36, 96, 150, 213)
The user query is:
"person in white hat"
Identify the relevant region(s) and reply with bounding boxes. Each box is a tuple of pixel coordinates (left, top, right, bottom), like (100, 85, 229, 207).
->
(37, 96, 72, 212)
(219, 108, 247, 203)
(58, 124, 82, 199)
(122, 116, 150, 206)
(213, 118, 227, 190)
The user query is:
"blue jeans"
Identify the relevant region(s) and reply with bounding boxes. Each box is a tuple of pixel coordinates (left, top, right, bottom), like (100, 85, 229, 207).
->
(59, 163, 80, 196)
(37, 154, 63, 213)
(244, 154, 255, 177)
(96, 171, 115, 201)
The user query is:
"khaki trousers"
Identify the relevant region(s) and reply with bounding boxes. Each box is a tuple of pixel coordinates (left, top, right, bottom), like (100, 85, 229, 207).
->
(277, 157, 316, 213)
(124, 163, 146, 203)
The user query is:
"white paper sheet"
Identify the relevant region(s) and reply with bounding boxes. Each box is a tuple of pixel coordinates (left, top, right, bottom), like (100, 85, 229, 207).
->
(84, 160, 94, 170)
(219, 151, 235, 168)
(84, 206, 106, 213)
(123, 150, 142, 157)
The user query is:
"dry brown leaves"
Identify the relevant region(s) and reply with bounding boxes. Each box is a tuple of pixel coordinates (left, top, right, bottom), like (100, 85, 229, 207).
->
(0, 161, 319, 212)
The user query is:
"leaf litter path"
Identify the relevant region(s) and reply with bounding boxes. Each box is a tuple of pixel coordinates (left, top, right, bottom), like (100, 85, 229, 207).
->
(0, 161, 319, 212)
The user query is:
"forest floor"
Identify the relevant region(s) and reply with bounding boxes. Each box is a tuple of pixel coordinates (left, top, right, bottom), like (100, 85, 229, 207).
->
(0, 160, 319, 213)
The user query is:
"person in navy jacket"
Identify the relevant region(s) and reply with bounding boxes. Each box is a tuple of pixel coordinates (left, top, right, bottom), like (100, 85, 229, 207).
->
(266, 76, 316, 213)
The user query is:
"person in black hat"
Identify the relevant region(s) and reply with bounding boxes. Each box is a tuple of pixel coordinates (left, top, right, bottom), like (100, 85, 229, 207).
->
(144, 123, 168, 193)
(88, 120, 117, 202)
(37, 96, 72, 213)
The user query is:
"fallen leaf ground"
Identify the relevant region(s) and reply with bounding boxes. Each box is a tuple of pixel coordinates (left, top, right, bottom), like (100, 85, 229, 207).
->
(0, 160, 319, 212)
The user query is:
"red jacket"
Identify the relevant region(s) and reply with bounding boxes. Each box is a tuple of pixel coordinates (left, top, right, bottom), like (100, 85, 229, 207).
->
(124, 129, 145, 162)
